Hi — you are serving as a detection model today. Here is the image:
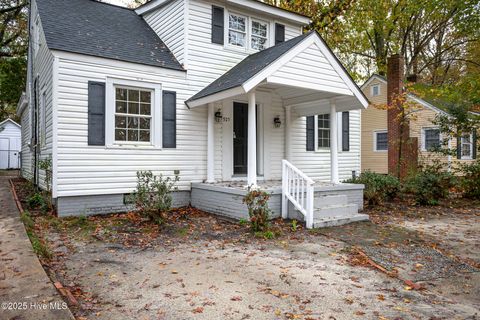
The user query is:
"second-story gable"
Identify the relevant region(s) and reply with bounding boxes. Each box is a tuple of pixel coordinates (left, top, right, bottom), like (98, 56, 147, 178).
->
(138, 0, 309, 91)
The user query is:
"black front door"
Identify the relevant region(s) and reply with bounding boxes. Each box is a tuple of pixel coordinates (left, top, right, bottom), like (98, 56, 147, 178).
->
(233, 102, 248, 175)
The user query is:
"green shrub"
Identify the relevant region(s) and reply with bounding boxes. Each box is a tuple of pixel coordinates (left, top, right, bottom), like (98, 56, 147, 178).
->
(291, 219, 298, 232)
(345, 171, 400, 205)
(243, 186, 271, 232)
(129, 171, 179, 224)
(459, 160, 480, 199)
(26, 192, 47, 211)
(405, 163, 455, 205)
(255, 230, 275, 239)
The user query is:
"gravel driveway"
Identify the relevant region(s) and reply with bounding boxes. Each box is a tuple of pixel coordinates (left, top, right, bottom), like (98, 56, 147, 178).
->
(34, 206, 479, 320)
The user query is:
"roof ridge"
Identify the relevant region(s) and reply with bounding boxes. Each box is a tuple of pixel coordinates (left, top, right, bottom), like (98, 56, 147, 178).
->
(87, 0, 134, 11)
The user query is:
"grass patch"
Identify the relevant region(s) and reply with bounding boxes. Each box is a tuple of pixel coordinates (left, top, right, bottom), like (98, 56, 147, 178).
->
(255, 230, 276, 239)
(176, 227, 189, 237)
(21, 211, 53, 260)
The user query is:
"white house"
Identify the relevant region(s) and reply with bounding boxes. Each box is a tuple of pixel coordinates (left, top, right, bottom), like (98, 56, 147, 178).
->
(0, 118, 21, 170)
(18, 0, 369, 228)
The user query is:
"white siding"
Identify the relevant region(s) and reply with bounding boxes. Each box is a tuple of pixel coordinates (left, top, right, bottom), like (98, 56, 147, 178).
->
(268, 43, 351, 95)
(290, 110, 361, 182)
(143, 0, 186, 65)
(21, 0, 54, 189)
(20, 108, 32, 179)
(54, 52, 207, 197)
(186, 0, 303, 94)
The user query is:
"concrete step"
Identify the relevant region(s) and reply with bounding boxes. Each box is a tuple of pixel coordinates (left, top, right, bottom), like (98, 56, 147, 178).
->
(314, 203, 358, 219)
(315, 194, 348, 208)
(312, 214, 370, 228)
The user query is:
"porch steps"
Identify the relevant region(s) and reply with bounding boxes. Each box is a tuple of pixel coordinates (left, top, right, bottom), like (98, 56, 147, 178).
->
(311, 193, 368, 227)
(314, 203, 358, 219)
(312, 214, 370, 228)
(315, 194, 348, 207)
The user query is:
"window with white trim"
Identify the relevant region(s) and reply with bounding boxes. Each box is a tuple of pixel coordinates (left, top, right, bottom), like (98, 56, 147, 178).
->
(371, 84, 380, 97)
(461, 133, 473, 159)
(114, 87, 152, 143)
(251, 19, 268, 50)
(423, 128, 440, 151)
(374, 131, 388, 151)
(317, 114, 330, 148)
(228, 13, 247, 47)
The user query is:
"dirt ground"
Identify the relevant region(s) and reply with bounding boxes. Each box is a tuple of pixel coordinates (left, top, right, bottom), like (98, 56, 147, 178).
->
(12, 178, 480, 320)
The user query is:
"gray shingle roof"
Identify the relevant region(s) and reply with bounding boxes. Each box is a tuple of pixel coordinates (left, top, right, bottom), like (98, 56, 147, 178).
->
(186, 32, 311, 103)
(36, 0, 183, 71)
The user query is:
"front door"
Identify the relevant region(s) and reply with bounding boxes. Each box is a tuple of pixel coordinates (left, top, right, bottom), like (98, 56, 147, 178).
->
(233, 102, 248, 175)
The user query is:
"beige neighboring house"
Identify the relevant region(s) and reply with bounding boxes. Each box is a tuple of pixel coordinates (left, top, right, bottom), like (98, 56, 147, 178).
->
(360, 74, 477, 174)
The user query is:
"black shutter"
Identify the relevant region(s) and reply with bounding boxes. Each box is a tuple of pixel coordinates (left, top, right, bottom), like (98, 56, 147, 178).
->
(211, 6, 224, 45)
(275, 23, 285, 45)
(473, 130, 477, 159)
(306, 116, 314, 151)
(163, 91, 176, 148)
(457, 134, 462, 159)
(342, 111, 350, 151)
(87, 81, 105, 146)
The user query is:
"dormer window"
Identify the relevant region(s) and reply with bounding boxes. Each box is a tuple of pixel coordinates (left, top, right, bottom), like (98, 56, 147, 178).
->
(251, 19, 268, 50)
(371, 84, 380, 96)
(228, 14, 247, 47)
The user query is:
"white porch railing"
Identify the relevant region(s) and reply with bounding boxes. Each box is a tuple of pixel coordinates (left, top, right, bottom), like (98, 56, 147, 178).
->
(281, 160, 314, 229)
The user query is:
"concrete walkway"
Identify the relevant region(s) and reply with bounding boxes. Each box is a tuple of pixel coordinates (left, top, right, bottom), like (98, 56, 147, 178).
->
(0, 174, 74, 320)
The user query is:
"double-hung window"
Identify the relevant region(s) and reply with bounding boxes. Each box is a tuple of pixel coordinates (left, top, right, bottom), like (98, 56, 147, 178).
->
(423, 128, 440, 151)
(461, 133, 473, 159)
(228, 14, 247, 48)
(317, 114, 330, 149)
(371, 84, 380, 96)
(251, 19, 268, 50)
(114, 87, 152, 143)
(375, 131, 388, 151)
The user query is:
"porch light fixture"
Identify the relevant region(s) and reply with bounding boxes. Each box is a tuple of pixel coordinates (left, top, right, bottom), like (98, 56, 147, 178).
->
(273, 116, 281, 128)
(215, 109, 222, 123)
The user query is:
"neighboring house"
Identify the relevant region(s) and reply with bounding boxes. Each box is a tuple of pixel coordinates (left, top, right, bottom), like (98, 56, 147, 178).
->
(361, 74, 477, 174)
(0, 118, 21, 170)
(17, 0, 369, 228)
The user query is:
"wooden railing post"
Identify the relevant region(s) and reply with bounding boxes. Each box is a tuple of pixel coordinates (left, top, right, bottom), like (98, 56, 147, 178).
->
(281, 160, 288, 219)
(281, 159, 315, 229)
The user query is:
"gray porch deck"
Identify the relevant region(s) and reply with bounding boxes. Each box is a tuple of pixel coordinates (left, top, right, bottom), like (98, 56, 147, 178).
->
(191, 181, 368, 227)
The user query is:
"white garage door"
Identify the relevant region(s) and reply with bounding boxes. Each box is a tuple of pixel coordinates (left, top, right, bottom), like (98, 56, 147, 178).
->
(0, 138, 9, 169)
(0, 138, 20, 169)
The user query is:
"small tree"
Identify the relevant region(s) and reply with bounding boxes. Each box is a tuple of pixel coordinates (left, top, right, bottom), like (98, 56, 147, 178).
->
(129, 171, 179, 224)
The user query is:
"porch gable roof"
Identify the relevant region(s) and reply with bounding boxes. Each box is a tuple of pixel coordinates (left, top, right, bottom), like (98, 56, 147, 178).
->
(185, 31, 368, 109)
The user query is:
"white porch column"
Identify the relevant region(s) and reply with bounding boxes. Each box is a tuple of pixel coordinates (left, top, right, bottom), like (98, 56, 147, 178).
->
(285, 105, 291, 162)
(330, 100, 339, 184)
(206, 103, 215, 183)
(247, 90, 257, 186)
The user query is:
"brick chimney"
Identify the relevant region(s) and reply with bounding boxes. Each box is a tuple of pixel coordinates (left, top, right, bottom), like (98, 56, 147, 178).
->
(387, 54, 418, 179)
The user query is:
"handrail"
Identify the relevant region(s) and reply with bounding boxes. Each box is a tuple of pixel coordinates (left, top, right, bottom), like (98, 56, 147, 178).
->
(281, 160, 314, 229)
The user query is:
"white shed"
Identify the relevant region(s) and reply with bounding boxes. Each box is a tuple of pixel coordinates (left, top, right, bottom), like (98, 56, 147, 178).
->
(0, 119, 21, 169)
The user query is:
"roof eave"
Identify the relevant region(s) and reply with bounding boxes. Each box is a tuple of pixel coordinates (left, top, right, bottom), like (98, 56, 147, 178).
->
(0, 118, 21, 128)
(16, 92, 28, 117)
(187, 32, 368, 109)
(135, 0, 173, 15)
(226, 0, 311, 25)
(186, 86, 246, 108)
